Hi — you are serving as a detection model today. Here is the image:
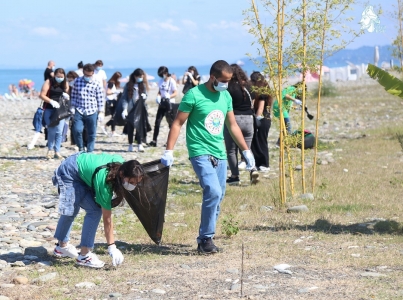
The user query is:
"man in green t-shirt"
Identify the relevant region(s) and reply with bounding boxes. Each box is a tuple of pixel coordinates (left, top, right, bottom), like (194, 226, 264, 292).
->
(160, 60, 256, 254)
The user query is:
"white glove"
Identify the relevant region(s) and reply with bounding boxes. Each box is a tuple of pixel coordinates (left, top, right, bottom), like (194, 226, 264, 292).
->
(187, 72, 194, 79)
(62, 92, 70, 100)
(108, 244, 124, 266)
(70, 107, 75, 115)
(122, 109, 128, 119)
(294, 99, 302, 106)
(98, 112, 104, 122)
(161, 150, 174, 167)
(114, 90, 121, 94)
(141, 93, 146, 100)
(256, 115, 264, 120)
(242, 150, 256, 171)
(166, 93, 171, 99)
(156, 95, 161, 104)
(49, 100, 60, 109)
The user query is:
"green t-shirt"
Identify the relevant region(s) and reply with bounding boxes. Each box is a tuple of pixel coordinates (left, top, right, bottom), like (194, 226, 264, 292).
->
(77, 153, 125, 210)
(273, 86, 297, 118)
(178, 84, 233, 159)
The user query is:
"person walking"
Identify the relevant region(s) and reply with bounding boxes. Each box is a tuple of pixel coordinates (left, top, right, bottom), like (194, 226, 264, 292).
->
(182, 66, 200, 95)
(44, 60, 56, 81)
(104, 71, 122, 136)
(52, 152, 144, 268)
(93, 60, 107, 92)
(224, 64, 259, 185)
(71, 64, 105, 153)
(121, 69, 150, 152)
(39, 68, 70, 159)
(161, 60, 255, 254)
(147, 66, 177, 147)
(75, 61, 84, 77)
(250, 71, 273, 172)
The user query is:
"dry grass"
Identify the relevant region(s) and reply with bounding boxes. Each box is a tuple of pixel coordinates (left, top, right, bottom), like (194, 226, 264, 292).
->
(2, 80, 403, 299)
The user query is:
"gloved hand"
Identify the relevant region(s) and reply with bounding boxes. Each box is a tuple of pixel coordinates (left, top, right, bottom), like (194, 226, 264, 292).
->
(256, 115, 264, 120)
(98, 112, 104, 122)
(108, 244, 124, 267)
(62, 92, 70, 100)
(187, 72, 194, 79)
(114, 90, 121, 94)
(141, 93, 146, 100)
(166, 93, 171, 99)
(70, 107, 75, 115)
(49, 100, 60, 109)
(156, 95, 161, 104)
(122, 109, 128, 119)
(242, 150, 256, 171)
(294, 99, 302, 106)
(161, 150, 174, 167)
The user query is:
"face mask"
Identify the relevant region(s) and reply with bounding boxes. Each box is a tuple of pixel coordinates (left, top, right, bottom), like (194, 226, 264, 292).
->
(136, 77, 143, 83)
(190, 71, 194, 75)
(122, 180, 136, 191)
(96, 66, 102, 71)
(213, 77, 228, 92)
(52, 66, 56, 71)
(68, 80, 74, 87)
(83, 76, 92, 82)
(55, 77, 64, 83)
(163, 74, 167, 79)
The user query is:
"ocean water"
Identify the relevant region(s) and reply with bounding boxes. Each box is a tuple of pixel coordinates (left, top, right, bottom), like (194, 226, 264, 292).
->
(0, 64, 257, 96)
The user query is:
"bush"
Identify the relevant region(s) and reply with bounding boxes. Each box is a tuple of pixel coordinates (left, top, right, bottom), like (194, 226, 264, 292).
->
(312, 81, 337, 97)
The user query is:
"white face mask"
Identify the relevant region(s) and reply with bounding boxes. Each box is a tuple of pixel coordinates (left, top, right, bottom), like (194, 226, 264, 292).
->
(122, 180, 136, 191)
(213, 77, 228, 92)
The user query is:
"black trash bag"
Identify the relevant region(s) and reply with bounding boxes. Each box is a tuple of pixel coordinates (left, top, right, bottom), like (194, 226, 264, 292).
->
(291, 130, 316, 149)
(123, 160, 169, 245)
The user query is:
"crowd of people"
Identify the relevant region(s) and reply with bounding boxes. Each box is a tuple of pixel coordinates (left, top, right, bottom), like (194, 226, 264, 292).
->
(27, 59, 304, 267)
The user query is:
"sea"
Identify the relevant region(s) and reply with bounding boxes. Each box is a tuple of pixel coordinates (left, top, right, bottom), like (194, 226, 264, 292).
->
(0, 64, 258, 96)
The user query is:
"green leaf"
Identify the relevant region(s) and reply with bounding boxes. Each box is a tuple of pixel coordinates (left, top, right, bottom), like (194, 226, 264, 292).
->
(367, 64, 403, 98)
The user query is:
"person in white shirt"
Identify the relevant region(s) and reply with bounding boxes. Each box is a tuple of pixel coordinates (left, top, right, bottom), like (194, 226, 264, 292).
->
(147, 66, 177, 147)
(103, 71, 123, 136)
(75, 61, 84, 77)
(93, 60, 107, 92)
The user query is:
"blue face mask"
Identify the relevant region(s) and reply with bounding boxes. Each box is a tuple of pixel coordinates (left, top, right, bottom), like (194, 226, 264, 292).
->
(55, 77, 64, 83)
(84, 76, 92, 82)
(96, 66, 102, 71)
(136, 77, 143, 83)
(213, 77, 228, 92)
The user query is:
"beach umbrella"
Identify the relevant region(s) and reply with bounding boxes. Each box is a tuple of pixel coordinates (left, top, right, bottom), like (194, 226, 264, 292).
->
(123, 160, 169, 245)
(146, 74, 155, 81)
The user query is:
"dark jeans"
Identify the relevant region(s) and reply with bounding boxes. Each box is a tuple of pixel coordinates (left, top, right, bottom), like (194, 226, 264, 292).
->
(126, 122, 143, 144)
(251, 118, 271, 168)
(72, 111, 98, 152)
(105, 118, 116, 132)
(152, 105, 169, 143)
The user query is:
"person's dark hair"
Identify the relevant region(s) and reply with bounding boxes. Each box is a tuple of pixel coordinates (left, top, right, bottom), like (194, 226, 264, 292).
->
(106, 160, 145, 207)
(83, 64, 95, 73)
(127, 68, 149, 99)
(157, 66, 170, 78)
(229, 63, 249, 100)
(108, 71, 122, 89)
(188, 66, 200, 79)
(51, 68, 67, 91)
(67, 71, 79, 80)
(95, 60, 103, 66)
(250, 71, 273, 107)
(77, 61, 84, 69)
(210, 60, 232, 78)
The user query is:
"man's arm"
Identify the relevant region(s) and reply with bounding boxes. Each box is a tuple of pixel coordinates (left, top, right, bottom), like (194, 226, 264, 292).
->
(166, 111, 189, 150)
(224, 111, 249, 151)
(96, 84, 104, 112)
(71, 81, 79, 108)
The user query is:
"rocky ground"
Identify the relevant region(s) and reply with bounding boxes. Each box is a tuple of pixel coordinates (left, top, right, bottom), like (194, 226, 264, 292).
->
(0, 80, 402, 299)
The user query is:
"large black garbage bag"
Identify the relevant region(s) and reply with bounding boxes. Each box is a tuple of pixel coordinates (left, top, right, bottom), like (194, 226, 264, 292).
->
(123, 160, 169, 245)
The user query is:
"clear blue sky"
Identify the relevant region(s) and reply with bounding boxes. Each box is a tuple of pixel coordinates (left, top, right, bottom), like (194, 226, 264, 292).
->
(0, 0, 397, 69)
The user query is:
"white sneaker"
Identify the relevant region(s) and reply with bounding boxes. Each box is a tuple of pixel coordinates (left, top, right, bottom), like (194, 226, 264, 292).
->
(76, 252, 105, 269)
(128, 144, 134, 152)
(238, 161, 246, 170)
(138, 144, 144, 152)
(27, 144, 34, 150)
(259, 166, 270, 172)
(101, 126, 108, 135)
(53, 243, 79, 259)
(110, 132, 120, 137)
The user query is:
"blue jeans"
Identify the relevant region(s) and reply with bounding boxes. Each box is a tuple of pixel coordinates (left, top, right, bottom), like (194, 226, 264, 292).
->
(190, 155, 227, 243)
(44, 109, 65, 153)
(52, 153, 102, 248)
(72, 111, 98, 153)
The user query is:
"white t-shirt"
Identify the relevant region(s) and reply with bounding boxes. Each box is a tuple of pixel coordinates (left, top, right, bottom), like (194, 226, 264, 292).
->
(94, 69, 107, 90)
(75, 69, 83, 77)
(106, 83, 117, 100)
(158, 77, 177, 103)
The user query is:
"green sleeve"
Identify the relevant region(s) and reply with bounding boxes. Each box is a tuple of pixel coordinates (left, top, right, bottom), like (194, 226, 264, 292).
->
(226, 92, 233, 112)
(178, 90, 195, 113)
(94, 170, 112, 210)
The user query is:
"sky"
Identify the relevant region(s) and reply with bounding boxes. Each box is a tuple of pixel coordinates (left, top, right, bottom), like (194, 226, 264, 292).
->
(0, 0, 398, 69)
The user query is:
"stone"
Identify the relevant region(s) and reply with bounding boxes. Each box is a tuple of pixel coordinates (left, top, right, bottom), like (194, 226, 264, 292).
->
(151, 289, 166, 294)
(180, 264, 191, 269)
(0, 284, 15, 288)
(13, 276, 29, 285)
(226, 268, 239, 274)
(0, 296, 11, 300)
(24, 246, 48, 257)
(298, 286, 319, 293)
(300, 193, 314, 201)
(75, 282, 96, 288)
(33, 272, 57, 282)
(260, 206, 273, 212)
(274, 264, 293, 274)
(19, 239, 42, 248)
(360, 272, 386, 277)
(109, 293, 122, 298)
(11, 261, 25, 267)
(287, 205, 309, 213)
(230, 284, 241, 291)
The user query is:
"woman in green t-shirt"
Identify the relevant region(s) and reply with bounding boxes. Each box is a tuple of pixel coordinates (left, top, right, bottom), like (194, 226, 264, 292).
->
(51, 152, 144, 268)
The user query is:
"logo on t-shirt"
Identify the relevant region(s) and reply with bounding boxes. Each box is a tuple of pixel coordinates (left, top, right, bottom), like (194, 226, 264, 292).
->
(204, 110, 224, 135)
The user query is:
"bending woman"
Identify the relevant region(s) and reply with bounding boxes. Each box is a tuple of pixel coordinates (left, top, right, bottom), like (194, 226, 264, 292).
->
(52, 152, 145, 268)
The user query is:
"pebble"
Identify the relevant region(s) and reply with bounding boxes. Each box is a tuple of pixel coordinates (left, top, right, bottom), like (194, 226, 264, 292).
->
(33, 272, 57, 282)
(299, 193, 314, 201)
(274, 264, 293, 274)
(298, 286, 319, 293)
(230, 284, 241, 291)
(151, 288, 166, 294)
(360, 272, 386, 277)
(0, 296, 10, 300)
(226, 268, 239, 274)
(109, 293, 122, 298)
(287, 205, 309, 213)
(260, 205, 273, 212)
(13, 276, 29, 284)
(75, 282, 96, 288)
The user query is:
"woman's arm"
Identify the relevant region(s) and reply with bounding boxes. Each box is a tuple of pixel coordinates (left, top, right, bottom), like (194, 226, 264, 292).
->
(39, 80, 52, 104)
(189, 75, 199, 86)
(255, 99, 265, 116)
(102, 208, 114, 245)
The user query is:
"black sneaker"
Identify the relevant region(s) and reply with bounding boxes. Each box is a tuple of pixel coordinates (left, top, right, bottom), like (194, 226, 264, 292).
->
(147, 141, 157, 147)
(197, 238, 218, 254)
(226, 177, 240, 186)
(250, 169, 260, 185)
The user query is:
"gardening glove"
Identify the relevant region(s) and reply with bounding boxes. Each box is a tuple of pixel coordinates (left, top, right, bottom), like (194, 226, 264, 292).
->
(256, 115, 264, 120)
(62, 92, 70, 100)
(141, 93, 146, 100)
(294, 99, 302, 106)
(187, 72, 194, 80)
(70, 107, 75, 115)
(98, 112, 104, 122)
(122, 109, 128, 120)
(156, 95, 161, 104)
(242, 150, 256, 171)
(161, 150, 174, 167)
(108, 244, 124, 267)
(49, 100, 60, 109)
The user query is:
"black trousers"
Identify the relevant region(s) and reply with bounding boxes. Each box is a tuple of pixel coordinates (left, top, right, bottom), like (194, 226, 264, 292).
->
(105, 118, 116, 132)
(126, 122, 144, 145)
(251, 118, 271, 168)
(152, 106, 169, 142)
